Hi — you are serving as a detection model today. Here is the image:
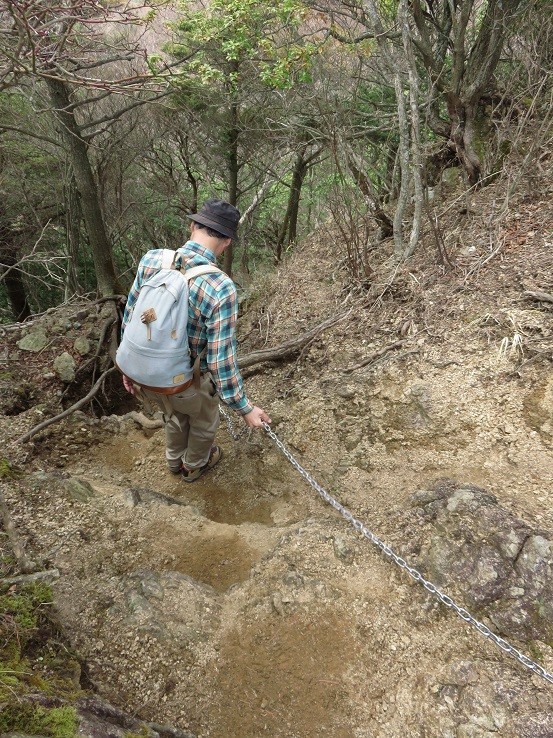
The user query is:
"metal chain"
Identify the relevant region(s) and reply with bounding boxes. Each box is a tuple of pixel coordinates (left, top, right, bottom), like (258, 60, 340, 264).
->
(260, 421, 553, 686)
(219, 405, 249, 441)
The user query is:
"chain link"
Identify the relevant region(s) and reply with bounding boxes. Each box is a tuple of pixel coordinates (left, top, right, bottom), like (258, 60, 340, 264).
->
(218, 405, 249, 441)
(260, 421, 553, 686)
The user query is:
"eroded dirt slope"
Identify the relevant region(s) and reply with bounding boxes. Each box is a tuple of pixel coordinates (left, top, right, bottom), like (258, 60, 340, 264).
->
(2, 159, 553, 737)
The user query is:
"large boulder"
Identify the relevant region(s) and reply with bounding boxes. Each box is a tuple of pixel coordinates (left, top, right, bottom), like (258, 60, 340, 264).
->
(411, 479, 553, 642)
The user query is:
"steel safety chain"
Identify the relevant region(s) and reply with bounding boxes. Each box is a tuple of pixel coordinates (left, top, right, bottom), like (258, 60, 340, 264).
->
(259, 420, 553, 686)
(219, 405, 249, 441)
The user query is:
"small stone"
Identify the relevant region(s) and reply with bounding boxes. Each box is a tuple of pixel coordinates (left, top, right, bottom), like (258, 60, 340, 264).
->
(64, 477, 96, 502)
(272, 591, 285, 615)
(73, 336, 91, 355)
(54, 352, 76, 382)
(333, 535, 355, 565)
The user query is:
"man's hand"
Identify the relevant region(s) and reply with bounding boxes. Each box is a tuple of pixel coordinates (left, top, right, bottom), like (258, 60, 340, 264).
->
(122, 375, 136, 395)
(243, 405, 271, 428)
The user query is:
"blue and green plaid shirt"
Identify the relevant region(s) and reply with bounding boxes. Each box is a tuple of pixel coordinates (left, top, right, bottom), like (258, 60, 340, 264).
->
(122, 241, 253, 415)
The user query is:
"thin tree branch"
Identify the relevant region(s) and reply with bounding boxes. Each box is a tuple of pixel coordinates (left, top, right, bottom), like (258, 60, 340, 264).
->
(238, 310, 351, 369)
(343, 339, 407, 373)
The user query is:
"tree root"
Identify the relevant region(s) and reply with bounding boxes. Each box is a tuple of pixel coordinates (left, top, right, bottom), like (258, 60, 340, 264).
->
(17, 366, 118, 443)
(1, 568, 60, 585)
(17, 310, 350, 443)
(123, 411, 163, 429)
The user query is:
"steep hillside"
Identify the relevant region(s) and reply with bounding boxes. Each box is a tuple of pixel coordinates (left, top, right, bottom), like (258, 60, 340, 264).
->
(1, 154, 553, 737)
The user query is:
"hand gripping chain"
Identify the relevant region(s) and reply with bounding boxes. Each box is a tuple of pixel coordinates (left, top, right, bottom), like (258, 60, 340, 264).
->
(258, 419, 553, 686)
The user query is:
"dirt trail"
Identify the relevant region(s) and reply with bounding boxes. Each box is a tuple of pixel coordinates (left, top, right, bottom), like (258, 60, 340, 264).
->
(3, 165, 553, 735)
(12, 337, 552, 737)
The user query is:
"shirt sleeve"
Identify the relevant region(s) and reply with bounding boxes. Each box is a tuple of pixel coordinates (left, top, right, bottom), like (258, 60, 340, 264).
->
(205, 286, 253, 415)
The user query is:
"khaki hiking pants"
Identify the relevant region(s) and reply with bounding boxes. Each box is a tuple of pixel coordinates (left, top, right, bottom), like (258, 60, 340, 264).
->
(143, 374, 220, 471)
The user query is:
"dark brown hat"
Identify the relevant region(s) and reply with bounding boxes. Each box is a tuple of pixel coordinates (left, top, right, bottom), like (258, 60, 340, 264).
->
(188, 199, 240, 239)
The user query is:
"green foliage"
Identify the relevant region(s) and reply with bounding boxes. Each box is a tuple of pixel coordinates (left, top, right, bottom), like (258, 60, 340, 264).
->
(169, 0, 313, 92)
(0, 581, 53, 630)
(0, 458, 22, 479)
(0, 576, 83, 732)
(0, 92, 68, 317)
(0, 703, 77, 737)
(0, 583, 53, 700)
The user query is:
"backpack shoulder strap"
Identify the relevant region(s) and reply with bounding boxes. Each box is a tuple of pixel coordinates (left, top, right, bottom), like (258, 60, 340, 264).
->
(161, 249, 176, 269)
(183, 264, 222, 282)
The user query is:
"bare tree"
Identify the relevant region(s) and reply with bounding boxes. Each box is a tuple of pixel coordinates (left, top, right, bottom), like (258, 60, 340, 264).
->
(409, 0, 524, 185)
(0, 0, 167, 297)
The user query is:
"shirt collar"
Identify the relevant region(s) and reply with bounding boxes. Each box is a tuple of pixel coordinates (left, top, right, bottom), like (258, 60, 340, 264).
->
(180, 240, 217, 264)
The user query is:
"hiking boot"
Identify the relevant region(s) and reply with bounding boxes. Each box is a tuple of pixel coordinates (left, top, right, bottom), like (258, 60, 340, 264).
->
(167, 462, 183, 474)
(181, 445, 222, 483)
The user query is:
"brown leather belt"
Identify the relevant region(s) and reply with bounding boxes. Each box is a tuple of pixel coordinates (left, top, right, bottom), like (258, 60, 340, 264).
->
(137, 378, 195, 395)
(120, 353, 205, 398)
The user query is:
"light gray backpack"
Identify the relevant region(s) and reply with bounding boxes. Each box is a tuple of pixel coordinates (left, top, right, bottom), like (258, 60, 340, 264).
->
(116, 249, 220, 392)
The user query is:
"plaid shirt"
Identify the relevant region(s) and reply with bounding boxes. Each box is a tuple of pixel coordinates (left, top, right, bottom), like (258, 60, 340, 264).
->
(122, 241, 253, 414)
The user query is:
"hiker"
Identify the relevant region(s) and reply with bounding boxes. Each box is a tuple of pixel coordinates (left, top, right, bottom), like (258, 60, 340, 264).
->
(119, 198, 271, 482)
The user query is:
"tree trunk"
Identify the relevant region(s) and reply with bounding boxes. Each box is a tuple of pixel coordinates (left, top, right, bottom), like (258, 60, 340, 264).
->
(64, 175, 82, 299)
(223, 79, 240, 277)
(0, 201, 30, 321)
(393, 71, 411, 258)
(0, 247, 31, 321)
(275, 147, 308, 261)
(46, 77, 119, 297)
(346, 152, 393, 239)
(285, 153, 307, 247)
(401, 0, 424, 259)
(447, 96, 482, 186)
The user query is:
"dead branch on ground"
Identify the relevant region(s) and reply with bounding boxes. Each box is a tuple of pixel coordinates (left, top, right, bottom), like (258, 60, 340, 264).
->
(238, 309, 351, 369)
(343, 339, 408, 373)
(524, 290, 553, 305)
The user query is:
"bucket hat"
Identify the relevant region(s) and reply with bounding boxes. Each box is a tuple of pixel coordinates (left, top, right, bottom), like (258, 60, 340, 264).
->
(188, 199, 240, 239)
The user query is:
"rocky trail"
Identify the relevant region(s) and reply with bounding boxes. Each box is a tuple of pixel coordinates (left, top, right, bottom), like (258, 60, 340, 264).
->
(2, 162, 553, 736)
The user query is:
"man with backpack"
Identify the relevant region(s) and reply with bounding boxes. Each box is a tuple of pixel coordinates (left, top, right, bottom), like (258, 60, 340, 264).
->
(118, 198, 271, 482)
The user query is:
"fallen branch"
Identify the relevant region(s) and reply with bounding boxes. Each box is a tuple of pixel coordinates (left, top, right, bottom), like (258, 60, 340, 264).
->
(524, 290, 553, 305)
(238, 309, 351, 369)
(343, 339, 407, 373)
(17, 366, 118, 443)
(1, 568, 60, 586)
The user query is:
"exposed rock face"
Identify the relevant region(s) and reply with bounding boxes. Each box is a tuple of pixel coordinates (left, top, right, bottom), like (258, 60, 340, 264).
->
(120, 570, 221, 645)
(411, 479, 553, 643)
